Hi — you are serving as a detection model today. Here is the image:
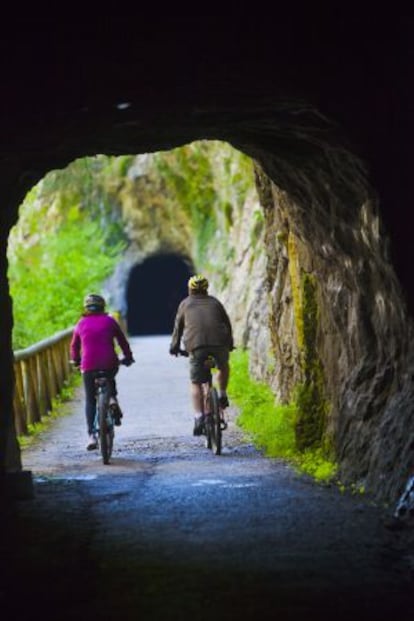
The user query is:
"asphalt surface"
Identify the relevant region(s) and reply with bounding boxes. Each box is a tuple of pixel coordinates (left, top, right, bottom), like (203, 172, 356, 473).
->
(2, 336, 413, 620)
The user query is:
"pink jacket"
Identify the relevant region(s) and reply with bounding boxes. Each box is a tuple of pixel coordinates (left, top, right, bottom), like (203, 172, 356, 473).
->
(70, 313, 133, 372)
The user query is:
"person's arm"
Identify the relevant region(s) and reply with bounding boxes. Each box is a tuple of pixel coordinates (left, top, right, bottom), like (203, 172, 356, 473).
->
(169, 303, 185, 354)
(219, 302, 234, 350)
(113, 320, 134, 363)
(69, 327, 81, 365)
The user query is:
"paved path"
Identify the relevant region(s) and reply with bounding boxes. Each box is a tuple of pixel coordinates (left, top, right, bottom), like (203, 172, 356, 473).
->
(4, 337, 414, 621)
(22, 335, 202, 475)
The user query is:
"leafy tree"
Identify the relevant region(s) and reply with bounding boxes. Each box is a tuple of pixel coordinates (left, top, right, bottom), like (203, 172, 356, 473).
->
(9, 220, 125, 349)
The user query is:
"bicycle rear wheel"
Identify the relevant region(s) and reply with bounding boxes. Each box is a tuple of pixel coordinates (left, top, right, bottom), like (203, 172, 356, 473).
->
(97, 392, 114, 465)
(210, 387, 222, 455)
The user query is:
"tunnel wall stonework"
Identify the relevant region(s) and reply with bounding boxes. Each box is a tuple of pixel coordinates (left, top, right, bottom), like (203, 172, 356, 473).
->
(206, 159, 414, 503)
(1, 12, 412, 503)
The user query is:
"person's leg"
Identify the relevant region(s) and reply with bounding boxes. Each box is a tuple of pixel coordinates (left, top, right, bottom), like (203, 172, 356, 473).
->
(108, 368, 118, 397)
(214, 348, 230, 408)
(217, 362, 229, 393)
(190, 381, 204, 414)
(189, 349, 209, 435)
(83, 372, 97, 448)
(191, 381, 206, 435)
(108, 368, 122, 425)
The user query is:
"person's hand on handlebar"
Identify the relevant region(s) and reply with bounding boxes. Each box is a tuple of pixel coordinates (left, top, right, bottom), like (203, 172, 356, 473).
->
(120, 357, 135, 366)
(169, 346, 188, 357)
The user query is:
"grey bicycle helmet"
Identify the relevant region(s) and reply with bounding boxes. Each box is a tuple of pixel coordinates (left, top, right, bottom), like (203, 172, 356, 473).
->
(83, 293, 106, 312)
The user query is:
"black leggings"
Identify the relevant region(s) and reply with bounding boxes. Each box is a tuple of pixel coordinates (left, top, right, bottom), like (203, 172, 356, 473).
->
(83, 368, 118, 435)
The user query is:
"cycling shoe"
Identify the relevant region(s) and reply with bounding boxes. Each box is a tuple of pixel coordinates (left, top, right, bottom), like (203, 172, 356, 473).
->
(86, 435, 97, 451)
(219, 395, 229, 409)
(193, 415, 205, 436)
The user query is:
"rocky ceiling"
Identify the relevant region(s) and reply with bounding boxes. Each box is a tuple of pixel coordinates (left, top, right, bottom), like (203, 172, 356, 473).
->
(1, 10, 411, 301)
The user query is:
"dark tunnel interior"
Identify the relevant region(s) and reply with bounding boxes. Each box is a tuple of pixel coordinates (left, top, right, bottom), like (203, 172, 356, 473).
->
(126, 254, 194, 336)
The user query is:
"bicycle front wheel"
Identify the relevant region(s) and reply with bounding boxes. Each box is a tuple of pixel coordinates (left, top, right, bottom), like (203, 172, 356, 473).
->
(97, 392, 113, 465)
(210, 388, 222, 455)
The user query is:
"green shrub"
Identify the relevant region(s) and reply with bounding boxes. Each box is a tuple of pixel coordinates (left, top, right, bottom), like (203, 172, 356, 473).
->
(228, 349, 296, 458)
(228, 349, 338, 483)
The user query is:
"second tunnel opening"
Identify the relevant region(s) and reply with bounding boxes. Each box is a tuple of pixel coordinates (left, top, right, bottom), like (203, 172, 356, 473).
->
(126, 254, 194, 336)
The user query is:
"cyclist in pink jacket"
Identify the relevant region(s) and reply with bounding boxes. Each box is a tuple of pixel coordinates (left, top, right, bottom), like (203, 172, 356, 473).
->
(70, 293, 134, 450)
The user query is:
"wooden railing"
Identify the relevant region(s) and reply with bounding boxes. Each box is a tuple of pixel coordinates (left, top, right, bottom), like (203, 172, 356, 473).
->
(13, 328, 74, 435)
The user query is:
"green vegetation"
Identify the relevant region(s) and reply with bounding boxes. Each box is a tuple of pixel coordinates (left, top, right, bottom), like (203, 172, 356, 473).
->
(8, 157, 127, 349)
(250, 208, 265, 244)
(228, 350, 296, 458)
(154, 143, 217, 266)
(9, 219, 125, 349)
(286, 233, 330, 453)
(294, 273, 329, 450)
(8, 144, 254, 350)
(228, 349, 338, 483)
(154, 141, 254, 267)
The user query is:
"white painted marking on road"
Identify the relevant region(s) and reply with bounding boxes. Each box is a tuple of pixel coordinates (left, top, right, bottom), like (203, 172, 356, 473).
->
(192, 479, 257, 489)
(35, 474, 97, 482)
(192, 479, 226, 486)
(226, 483, 257, 488)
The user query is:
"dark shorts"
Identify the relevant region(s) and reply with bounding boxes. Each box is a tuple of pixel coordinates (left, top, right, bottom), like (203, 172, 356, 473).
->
(189, 346, 229, 383)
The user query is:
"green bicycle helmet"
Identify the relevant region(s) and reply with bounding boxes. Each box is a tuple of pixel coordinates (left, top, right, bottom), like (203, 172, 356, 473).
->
(188, 274, 209, 293)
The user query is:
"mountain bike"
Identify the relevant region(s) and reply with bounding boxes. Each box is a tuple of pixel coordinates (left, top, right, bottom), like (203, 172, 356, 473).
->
(71, 359, 129, 465)
(178, 350, 227, 455)
(92, 359, 130, 465)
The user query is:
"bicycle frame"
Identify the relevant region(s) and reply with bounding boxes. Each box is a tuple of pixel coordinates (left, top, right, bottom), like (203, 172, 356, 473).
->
(205, 381, 222, 454)
(93, 371, 115, 465)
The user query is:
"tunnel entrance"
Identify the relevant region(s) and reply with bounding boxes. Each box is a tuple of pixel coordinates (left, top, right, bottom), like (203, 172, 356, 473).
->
(126, 254, 194, 335)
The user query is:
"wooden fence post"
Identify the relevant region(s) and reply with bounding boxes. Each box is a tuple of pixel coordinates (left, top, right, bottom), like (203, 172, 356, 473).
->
(13, 362, 28, 436)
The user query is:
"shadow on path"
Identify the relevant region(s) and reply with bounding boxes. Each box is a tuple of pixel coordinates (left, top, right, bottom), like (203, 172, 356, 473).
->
(3, 337, 413, 620)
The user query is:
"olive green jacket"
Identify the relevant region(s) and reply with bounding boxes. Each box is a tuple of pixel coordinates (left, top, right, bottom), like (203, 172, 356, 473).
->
(170, 293, 233, 352)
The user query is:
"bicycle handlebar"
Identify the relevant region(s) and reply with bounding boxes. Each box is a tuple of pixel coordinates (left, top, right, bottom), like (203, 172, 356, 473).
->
(70, 357, 135, 368)
(119, 357, 135, 366)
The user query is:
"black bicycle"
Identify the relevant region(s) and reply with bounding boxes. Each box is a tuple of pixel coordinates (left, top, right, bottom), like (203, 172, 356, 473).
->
(178, 350, 227, 455)
(92, 359, 134, 464)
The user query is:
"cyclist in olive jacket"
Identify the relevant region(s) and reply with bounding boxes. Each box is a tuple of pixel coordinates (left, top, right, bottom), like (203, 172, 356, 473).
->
(169, 275, 234, 435)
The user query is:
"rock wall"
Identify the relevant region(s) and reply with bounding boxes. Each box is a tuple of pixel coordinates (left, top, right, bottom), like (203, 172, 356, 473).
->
(244, 166, 414, 502)
(203, 149, 414, 503)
